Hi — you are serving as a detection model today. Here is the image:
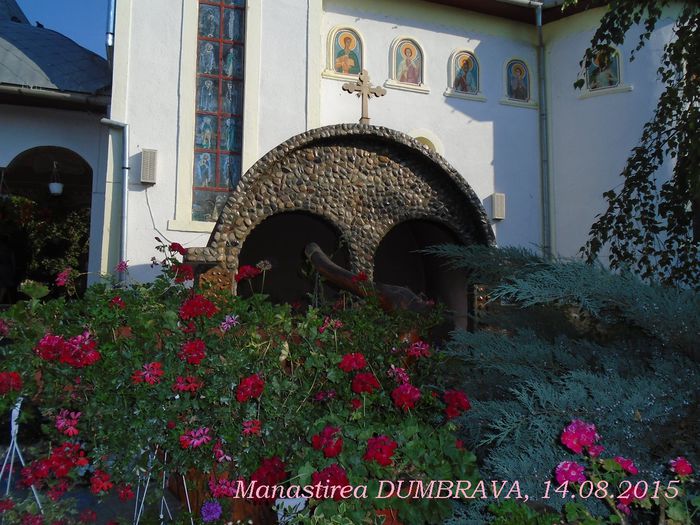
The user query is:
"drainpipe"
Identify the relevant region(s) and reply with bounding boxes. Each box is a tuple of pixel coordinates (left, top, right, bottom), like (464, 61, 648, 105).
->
(495, 0, 552, 259)
(100, 118, 130, 281)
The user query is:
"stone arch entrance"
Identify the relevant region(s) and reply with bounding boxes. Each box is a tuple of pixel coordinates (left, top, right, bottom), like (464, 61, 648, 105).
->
(236, 210, 350, 304)
(1, 146, 93, 302)
(186, 124, 494, 293)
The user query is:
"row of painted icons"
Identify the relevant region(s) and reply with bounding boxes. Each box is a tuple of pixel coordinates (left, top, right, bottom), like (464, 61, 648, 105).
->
(328, 28, 621, 102)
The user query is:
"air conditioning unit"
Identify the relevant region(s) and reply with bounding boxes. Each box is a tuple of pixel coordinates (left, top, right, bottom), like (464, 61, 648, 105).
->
(141, 149, 157, 184)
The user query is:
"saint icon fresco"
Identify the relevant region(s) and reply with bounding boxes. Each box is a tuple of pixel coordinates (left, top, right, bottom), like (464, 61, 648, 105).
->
(506, 60, 529, 101)
(196, 116, 217, 150)
(225, 9, 243, 41)
(223, 45, 243, 78)
(586, 49, 620, 90)
(198, 5, 219, 38)
(199, 41, 218, 75)
(194, 153, 214, 187)
(396, 41, 422, 85)
(453, 53, 478, 94)
(198, 78, 218, 112)
(334, 30, 361, 75)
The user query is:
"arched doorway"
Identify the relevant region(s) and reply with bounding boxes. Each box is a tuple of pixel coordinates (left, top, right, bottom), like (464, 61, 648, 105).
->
(374, 220, 471, 327)
(237, 211, 350, 304)
(0, 147, 92, 302)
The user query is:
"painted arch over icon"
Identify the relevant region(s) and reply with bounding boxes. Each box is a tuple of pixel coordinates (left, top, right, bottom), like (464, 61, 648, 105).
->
(385, 37, 429, 94)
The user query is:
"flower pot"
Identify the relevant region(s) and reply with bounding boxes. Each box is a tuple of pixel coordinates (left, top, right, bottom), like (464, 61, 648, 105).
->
(168, 469, 278, 524)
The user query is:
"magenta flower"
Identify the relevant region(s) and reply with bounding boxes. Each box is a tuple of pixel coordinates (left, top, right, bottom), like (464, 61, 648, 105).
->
(55, 268, 72, 287)
(219, 314, 240, 332)
(179, 427, 212, 449)
(555, 461, 587, 485)
(115, 260, 129, 273)
(55, 409, 81, 436)
(387, 365, 410, 384)
(560, 419, 600, 454)
(670, 456, 693, 476)
(614, 456, 638, 475)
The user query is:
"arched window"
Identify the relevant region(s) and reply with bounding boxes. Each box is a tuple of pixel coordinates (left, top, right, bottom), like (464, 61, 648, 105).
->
(193, 0, 246, 222)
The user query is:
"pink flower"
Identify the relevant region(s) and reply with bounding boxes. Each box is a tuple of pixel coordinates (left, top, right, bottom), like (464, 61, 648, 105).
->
(555, 461, 586, 485)
(213, 440, 232, 463)
(614, 456, 638, 475)
(391, 383, 421, 411)
(406, 340, 431, 358)
(670, 457, 693, 476)
(114, 260, 129, 273)
(179, 427, 212, 449)
(387, 365, 409, 384)
(560, 420, 600, 454)
(55, 409, 81, 437)
(131, 362, 164, 385)
(338, 353, 367, 373)
(588, 445, 605, 457)
(55, 268, 72, 287)
(242, 419, 262, 436)
(219, 314, 240, 332)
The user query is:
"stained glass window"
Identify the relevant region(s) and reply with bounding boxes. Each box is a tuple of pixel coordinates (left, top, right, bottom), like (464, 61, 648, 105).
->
(193, 0, 245, 222)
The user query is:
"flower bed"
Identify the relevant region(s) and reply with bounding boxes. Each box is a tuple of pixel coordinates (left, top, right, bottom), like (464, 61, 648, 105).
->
(0, 244, 477, 523)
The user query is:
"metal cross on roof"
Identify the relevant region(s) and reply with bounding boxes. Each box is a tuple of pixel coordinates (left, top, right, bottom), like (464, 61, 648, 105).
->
(342, 69, 386, 125)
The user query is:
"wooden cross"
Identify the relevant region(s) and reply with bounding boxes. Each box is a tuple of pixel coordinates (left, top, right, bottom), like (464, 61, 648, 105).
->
(342, 70, 386, 125)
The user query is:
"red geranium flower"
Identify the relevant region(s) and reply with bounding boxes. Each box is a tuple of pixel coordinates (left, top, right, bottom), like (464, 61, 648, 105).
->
(170, 242, 187, 256)
(179, 294, 219, 320)
(311, 464, 350, 500)
(79, 509, 97, 523)
(670, 457, 693, 476)
(90, 470, 113, 495)
(173, 263, 194, 283)
(235, 265, 262, 282)
(351, 271, 368, 283)
(250, 457, 287, 501)
(351, 373, 380, 395)
(242, 419, 262, 436)
(443, 389, 471, 419)
(391, 383, 421, 411)
(236, 374, 265, 402)
(350, 398, 362, 411)
(338, 353, 367, 373)
(364, 435, 398, 467)
(0, 498, 15, 511)
(179, 339, 207, 365)
(0, 372, 22, 395)
(131, 362, 165, 385)
(311, 426, 343, 458)
(172, 376, 203, 393)
(109, 296, 126, 309)
(117, 484, 134, 501)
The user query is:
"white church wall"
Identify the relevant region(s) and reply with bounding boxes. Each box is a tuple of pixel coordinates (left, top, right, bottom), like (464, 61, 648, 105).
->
(544, 7, 677, 259)
(0, 104, 109, 280)
(320, 0, 543, 249)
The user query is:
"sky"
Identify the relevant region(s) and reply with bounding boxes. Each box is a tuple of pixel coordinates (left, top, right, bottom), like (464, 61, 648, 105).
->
(16, 0, 108, 57)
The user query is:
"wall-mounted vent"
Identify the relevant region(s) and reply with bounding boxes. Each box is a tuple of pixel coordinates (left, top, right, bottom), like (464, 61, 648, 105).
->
(491, 192, 506, 220)
(141, 149, 157, 184)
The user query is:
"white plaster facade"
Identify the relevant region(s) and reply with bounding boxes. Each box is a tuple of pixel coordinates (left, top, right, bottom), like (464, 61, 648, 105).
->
(93, 0, 678, 281)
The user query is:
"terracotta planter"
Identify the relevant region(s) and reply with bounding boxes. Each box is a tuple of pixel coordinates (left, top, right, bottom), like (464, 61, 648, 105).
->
(168, 469, 277, 524)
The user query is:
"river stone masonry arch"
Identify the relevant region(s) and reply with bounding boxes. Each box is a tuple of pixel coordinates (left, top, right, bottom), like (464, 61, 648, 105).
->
(185, 124, 495, 292)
